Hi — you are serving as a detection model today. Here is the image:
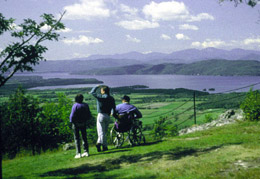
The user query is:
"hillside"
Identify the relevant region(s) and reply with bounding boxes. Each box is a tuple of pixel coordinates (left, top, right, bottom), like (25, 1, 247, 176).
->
(74, 59, 260, 76)
(85, 47, 260, 62)
(29, 48, 260, 74)
(3, 120, 260, 178)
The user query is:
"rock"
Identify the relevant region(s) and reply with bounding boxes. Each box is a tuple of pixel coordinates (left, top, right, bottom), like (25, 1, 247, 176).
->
(63, 143, 75, 151)
(178, 109, 244, 136)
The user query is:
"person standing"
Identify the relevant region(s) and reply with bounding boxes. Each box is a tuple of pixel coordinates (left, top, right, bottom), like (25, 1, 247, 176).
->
(70, 94, 91, 159)
(90, 85, 116, 152)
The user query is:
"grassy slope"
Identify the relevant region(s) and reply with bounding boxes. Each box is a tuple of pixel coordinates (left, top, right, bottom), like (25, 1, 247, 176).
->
(3, 120, 260, 179)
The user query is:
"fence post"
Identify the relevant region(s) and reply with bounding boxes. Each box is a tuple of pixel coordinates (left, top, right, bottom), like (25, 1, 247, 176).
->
(193, 92, 197, 125)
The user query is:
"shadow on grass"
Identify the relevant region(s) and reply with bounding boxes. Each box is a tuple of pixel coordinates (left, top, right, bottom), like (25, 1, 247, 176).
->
(40, 142, 241, 178)
(90, 148, 131, 156)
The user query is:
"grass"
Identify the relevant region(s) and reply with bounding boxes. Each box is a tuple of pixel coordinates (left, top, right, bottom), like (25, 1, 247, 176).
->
(3, 120, 260, 179)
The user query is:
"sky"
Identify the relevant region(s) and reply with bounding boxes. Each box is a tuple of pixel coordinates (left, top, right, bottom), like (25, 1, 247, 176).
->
(0, 0, 260, 60)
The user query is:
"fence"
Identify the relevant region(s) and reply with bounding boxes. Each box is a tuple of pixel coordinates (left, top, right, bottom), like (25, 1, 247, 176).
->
(152, 81, 260, 129)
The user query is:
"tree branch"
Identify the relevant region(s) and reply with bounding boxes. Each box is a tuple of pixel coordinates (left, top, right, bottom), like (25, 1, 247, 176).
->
(0, 34, 36, 69)
(35, 11, 66, 46)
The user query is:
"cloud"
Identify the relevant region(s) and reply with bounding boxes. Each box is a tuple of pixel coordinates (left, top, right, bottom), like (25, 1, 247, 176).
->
(126, 35, 141, 43)
(63, 0, 110, 20)
(142, 51, 153, 54)
(57, 27, 72, 33)
(40, 24, 51, 31)
(160, 34, 171, 40)
(191, 37, 260, 49)
(120, 4, 139, 19)
(179, 24, 198, 30)
(142, 1, 214, 22)
(39, 24, 72, 32)
(244, 37, 260, 45)
(73, 52, 90, 58)
(11, 23, 22, 31)
(63, 35, 104, 45)
(143, 1, 189, 21)
(191, 41, 201, 47)
(116, 19, 159, 30)
(187, 13, 214, 22)
(191, 39, 226, 48)
(175, 33, 190, 40)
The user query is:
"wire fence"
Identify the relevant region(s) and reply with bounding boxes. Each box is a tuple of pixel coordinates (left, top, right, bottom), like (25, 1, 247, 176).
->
(152, 81, 260, 129)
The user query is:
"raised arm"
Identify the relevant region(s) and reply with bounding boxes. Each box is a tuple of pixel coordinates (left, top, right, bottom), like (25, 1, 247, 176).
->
(89, 85, 99, 98)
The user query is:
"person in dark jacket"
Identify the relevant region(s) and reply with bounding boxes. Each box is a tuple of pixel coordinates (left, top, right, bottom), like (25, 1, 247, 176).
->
(70, 94, 91, 158)
(90, 85, 116, 152)
(115, 95, 142, 131)
(116, 95, 142, 118)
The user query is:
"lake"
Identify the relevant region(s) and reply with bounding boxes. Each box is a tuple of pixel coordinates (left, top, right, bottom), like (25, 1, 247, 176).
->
(24, 73, 260, 93)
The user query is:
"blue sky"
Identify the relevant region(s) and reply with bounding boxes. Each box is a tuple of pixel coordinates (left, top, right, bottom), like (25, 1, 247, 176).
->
(0, 0, 260, 60)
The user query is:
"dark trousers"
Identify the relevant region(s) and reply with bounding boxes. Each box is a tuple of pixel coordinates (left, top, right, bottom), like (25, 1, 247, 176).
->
(72, 123, 89, 155)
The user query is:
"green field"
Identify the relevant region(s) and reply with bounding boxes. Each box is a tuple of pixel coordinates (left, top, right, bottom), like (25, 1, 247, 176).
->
(1, 81, 253, 178)
(3, 120, 260, 179)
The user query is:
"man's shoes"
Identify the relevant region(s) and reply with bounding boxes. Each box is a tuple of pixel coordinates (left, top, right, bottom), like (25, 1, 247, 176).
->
(103, 146, 108, 151)
(96, 143, 101, 152)
(74, 154, 81, 159)
(82, 152, 89, 157)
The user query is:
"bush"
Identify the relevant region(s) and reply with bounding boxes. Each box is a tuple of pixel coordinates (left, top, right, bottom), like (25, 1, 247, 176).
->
(0, 89, 77, 158)
(152, 118, 179, 140)
(41, 93, 74, 150)
(240, 89, 260, 121)
(1, 87, 42, 157)
(152, 117, 167, 140)
(204, 114, 214, 123)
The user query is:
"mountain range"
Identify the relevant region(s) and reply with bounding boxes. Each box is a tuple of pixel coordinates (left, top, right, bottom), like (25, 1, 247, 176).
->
(84, 47, 260, 63)
(31, 47, 260, 76)
(73, 59, 260, 76)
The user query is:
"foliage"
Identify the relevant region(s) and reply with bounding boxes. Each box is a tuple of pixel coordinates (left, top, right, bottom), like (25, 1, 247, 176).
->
(240, 89, 260, 121)
(0, 88, 79, 158)
(204, 114, 214, 123)
(0, 13, 14, 35)
(41, 93, 74, 149)
(152, 117, 167, 140)
(197, 92, 246, 110)
(165, 120, 178, 137)
(0, 12, 65, 87)
(220, 0, 259, 7)
(1, 87, 42, 157)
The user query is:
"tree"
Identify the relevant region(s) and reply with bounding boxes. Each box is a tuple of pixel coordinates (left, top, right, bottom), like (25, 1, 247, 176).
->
(41, 93, 74, 148)
(240, 89, 260, 121)
(220, 0, 259, 7)
(0, 12, 66, 178)
(0, 12, 66, 87)
(1, 87, 42, 157)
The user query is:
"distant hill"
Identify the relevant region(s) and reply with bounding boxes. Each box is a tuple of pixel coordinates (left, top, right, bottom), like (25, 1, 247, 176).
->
(30, 48, 260, 74)
(85, 47, 260, 63)
(73, 59, 260, 76)
(32, 58, 142, 73)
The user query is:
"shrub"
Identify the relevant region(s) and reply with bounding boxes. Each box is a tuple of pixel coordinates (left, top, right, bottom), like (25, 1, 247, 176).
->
(240, 89, 260, 121)
(167, 124, 178, 137)
(152, 117, 179, 140)
(152, 117, 167, 140)
(1, 87, 42, 157)
(204, 114, 214, 123)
